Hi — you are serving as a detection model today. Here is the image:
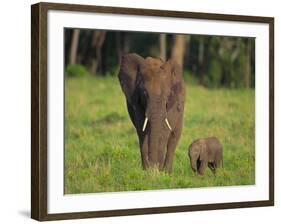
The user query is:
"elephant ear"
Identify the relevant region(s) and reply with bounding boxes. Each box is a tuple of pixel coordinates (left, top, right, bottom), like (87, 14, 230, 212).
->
(118, 53, 145, 104)
(199, 141, 208, 161)
(163, 59, 185, 112)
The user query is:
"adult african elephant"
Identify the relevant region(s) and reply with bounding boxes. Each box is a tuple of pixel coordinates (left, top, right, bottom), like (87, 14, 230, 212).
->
(118, 53, 185, 173)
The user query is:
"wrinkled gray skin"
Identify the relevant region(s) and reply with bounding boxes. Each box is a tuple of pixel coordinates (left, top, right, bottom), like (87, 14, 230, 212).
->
(188, 137, 223, 175)
(118, 53, 185, 173)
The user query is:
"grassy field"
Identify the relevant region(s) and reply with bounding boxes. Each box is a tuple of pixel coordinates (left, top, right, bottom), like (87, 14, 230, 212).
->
(64, 75, 255, 194)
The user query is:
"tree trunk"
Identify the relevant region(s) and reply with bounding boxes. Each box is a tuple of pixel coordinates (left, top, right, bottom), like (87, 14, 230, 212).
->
(123, 33, 130, 54)
(91, 31, 107, 75)
(69, 29, 80, 65)
(159, 34, 166, 61)
(198, 37, 204, 84)
(171, 35, 186, 71)
(245, 38, 251, 88)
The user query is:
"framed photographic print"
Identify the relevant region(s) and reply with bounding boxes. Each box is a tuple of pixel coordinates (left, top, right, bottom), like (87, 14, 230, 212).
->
(31, 2, 274, 221)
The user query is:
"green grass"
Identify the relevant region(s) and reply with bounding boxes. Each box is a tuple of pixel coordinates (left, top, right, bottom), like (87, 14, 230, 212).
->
(64, 75, 255, 194)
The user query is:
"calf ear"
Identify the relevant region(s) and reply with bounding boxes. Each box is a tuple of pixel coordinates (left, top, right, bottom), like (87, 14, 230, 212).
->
(199, 143, 208, 161)
(165, 60, 184, 111)
(118, 53, 144, 104)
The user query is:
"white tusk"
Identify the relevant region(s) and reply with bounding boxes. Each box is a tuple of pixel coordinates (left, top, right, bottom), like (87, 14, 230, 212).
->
(142, 117, 148, 132)
(165, 118, 172, 131)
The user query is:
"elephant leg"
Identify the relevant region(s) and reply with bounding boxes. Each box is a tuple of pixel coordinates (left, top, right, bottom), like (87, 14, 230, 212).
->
(139, 134, 149, 169)
(196, 160, 201, 171)
(198, 160, 208, 175)
(214, 155, 222, 168)
(164, 133, 180, 174)
(127, 102, 149, 169)
(208, 162, 216, 174)
(164, 118, 182, 173)
(208, 162, 215, 170)
(190, 158, 198, 173)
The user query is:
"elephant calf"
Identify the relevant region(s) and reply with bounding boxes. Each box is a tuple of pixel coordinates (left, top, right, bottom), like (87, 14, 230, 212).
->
(188, 137, 223, 175)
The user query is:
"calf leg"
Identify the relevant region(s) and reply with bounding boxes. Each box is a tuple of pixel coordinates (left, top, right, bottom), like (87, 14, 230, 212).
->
(189, 158, 198, 173)
(208, 162, 216, 175)
(198, 160, 208, 175)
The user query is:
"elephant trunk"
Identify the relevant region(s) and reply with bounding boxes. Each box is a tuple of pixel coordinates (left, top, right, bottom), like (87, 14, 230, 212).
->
(142, 97, 172, 169)
(148, 116, 162, 167)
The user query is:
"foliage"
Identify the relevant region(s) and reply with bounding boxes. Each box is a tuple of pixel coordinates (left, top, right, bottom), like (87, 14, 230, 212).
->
(205, 59, 223, 88)
(66, 64, 90, 77)
(65, 29, 255, 88)
(64, 76, 255, 194)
